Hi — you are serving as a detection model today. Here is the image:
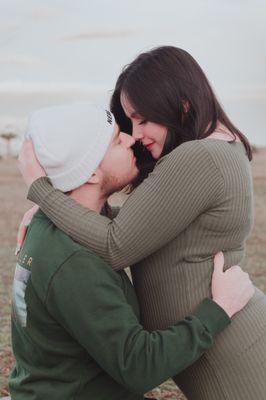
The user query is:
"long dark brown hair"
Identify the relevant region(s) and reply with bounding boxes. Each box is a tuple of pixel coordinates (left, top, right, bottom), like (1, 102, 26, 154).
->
(110, 46, 252, 186)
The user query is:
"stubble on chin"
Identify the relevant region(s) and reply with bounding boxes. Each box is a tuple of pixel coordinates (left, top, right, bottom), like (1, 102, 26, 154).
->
(101, 174, 125, 196)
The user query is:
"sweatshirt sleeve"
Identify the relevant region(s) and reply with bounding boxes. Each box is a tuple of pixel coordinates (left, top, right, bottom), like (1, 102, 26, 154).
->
(47, 250, 230, 395)
(28, 141, 224, 270)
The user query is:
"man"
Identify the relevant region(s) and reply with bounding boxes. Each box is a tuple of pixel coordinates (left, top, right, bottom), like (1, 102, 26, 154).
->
(9, 103, 251, 400)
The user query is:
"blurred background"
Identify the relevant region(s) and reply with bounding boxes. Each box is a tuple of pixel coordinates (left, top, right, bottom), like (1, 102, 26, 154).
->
(0, 0, 266, 156)
(0, 1, 266, 399)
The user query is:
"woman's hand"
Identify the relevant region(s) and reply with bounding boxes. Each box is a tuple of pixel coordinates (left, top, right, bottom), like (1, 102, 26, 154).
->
(16, 205, 39, 255)
(212, 252, 254, 318)
(18, 138, 46, 188)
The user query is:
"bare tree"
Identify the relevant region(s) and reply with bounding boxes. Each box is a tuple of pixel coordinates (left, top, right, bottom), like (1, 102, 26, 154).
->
(0, 125, 18, 157)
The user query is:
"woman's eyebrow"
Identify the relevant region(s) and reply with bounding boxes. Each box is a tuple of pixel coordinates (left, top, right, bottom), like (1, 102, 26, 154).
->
(130, 111, 140, 118)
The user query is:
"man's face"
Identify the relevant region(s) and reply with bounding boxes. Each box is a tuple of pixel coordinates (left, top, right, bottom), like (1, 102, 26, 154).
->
(99, 124, 139, 193)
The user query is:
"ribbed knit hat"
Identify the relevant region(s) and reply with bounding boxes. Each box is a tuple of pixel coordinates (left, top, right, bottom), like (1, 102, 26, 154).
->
(26, 103, 115, 192)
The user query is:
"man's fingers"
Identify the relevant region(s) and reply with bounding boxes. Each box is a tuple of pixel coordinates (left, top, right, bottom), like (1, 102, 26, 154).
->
(213, 251, 225, 274)
(225, 265, 242, 273)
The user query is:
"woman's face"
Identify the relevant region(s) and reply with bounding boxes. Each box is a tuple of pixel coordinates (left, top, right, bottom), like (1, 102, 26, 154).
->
(120, 93, 168, 159)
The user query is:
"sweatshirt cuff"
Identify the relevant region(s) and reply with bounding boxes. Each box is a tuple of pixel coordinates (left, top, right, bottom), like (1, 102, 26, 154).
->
(193, 298, 231, 337)
(27, 176, 54, 204)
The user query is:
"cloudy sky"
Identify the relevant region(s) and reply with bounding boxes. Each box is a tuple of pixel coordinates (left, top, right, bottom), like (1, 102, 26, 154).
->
(0, 0, 266, 145)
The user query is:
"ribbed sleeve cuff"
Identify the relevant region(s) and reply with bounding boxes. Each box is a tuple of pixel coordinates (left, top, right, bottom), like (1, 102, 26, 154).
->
(27, 176, 54, 204)
(194, 298, 231, 337)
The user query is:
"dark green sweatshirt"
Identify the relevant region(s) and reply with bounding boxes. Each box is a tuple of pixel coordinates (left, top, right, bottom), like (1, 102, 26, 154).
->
(9, 210, 230, 400)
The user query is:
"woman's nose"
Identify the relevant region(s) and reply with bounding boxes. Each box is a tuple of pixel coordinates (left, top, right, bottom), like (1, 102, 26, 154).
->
(132, 124, 144, 141)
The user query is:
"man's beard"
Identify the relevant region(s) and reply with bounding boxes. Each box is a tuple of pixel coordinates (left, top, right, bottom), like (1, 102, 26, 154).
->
(101, 174, 130, 196)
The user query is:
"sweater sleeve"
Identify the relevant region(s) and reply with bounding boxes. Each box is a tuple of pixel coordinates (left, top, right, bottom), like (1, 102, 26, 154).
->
(47, 250, 230, 395)
(28, 141, 224, 270)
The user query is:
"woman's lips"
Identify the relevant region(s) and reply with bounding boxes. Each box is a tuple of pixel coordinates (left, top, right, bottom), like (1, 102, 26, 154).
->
(144, 142, 154, 150)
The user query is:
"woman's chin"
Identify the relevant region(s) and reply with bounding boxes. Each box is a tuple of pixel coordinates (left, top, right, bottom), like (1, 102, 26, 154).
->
(150, 148, 161, 160)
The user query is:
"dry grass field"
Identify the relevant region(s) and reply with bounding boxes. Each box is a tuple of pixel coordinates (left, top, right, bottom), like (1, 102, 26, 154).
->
(0, 150, 266, 399)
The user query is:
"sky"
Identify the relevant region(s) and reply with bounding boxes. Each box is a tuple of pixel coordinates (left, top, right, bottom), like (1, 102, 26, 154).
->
(0, 0, 266, 149)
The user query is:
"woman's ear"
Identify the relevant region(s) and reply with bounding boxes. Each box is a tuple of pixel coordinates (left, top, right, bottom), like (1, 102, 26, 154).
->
(182, 100, 190, 113)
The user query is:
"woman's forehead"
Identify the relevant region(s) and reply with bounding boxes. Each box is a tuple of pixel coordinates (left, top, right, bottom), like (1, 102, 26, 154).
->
(120, 93, 134, 114)
(120, 92, 140, 119)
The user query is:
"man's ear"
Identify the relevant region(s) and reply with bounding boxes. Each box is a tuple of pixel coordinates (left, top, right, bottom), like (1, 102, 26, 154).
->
(88, 170, 101, 184)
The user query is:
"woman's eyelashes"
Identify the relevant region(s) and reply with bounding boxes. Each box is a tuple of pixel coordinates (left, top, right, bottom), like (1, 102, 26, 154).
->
(138, 119, 147, 125)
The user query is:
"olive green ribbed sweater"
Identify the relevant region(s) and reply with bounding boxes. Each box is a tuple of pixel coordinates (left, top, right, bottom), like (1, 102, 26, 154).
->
(28, 139, 266, 399)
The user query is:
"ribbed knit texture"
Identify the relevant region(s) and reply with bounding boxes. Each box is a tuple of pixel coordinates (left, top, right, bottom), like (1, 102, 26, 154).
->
(28, 139, 266, 399)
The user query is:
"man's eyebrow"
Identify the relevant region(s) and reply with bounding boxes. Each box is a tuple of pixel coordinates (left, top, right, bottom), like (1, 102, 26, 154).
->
(112, 128, 120, 141)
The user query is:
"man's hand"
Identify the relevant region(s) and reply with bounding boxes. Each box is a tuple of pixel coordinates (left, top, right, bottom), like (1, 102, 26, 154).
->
(18, 139, 46, 188)
(16, 205, 39, 255)
(212, 252, 254, 318)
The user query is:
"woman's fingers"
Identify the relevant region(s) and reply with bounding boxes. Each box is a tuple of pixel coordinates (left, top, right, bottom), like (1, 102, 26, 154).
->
(18, 139, 46, 187)
(16, 221, 28, 255)
(15, 205, 39, 254)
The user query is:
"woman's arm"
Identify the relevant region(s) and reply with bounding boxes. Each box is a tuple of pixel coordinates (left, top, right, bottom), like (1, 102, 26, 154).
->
(27, 141, 224, 270)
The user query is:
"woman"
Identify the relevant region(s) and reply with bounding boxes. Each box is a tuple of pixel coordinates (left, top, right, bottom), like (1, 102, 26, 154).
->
(18, 47, 266, 399)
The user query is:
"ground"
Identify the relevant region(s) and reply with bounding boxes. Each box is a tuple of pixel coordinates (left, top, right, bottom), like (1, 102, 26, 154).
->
(0, 150, 265, 399)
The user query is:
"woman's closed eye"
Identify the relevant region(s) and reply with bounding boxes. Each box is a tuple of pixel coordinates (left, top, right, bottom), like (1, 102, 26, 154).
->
(139, 119, 147, 125)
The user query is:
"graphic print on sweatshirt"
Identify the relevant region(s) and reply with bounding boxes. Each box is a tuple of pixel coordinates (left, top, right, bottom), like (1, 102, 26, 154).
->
(12, 255, 32, 327)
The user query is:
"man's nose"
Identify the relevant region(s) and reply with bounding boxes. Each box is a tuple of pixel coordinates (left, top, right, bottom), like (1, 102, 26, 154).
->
(120, 132, 136, 148)
(127, 135, 136, 148)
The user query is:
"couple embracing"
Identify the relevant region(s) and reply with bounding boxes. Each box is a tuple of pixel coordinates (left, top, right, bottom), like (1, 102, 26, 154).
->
(9, 46, 266, 400)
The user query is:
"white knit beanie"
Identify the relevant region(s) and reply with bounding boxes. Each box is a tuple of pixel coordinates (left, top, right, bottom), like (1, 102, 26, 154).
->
(26, 103, 115, 192)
